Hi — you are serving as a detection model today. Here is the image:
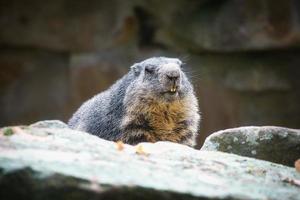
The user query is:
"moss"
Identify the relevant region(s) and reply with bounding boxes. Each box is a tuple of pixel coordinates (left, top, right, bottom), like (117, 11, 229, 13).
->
(3, 128, 14, 136)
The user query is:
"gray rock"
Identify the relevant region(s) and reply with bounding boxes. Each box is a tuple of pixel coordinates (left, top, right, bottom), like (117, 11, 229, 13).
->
(0, 121, 300, 200)
(30, 120, 69, 129)
(201, 126, 300, 167)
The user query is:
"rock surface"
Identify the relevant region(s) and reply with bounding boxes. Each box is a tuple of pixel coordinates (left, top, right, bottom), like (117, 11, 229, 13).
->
(138, 0, 300, 52)
(2, 0, 300, 52)
(201, 126, 300, 167)
(0, 121, 300, 200)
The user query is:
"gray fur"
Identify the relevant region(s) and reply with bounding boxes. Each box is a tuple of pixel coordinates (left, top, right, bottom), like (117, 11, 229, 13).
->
(68, 57, 200, 146)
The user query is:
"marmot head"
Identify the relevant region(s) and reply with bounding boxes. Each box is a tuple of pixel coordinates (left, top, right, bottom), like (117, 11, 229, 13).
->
(129, 57, 193, 101)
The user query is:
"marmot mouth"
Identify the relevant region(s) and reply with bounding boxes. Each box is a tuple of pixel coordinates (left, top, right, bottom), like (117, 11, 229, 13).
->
(167, 91, 177, 95)
(160, 85, 180, 96)
(162, 86, 180, 95)
(163, 90, 178, 95)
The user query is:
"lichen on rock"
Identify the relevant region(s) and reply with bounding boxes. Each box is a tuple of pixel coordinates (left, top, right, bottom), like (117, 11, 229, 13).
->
(201, 126, 300, 167)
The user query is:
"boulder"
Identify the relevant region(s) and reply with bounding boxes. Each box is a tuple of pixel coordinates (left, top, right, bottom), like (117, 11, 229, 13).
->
(201, 126, 300, 167)
(0, 121, 299, 200)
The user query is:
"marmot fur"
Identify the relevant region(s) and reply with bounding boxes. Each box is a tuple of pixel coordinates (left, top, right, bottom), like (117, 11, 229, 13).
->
(68, 57, 200, 146)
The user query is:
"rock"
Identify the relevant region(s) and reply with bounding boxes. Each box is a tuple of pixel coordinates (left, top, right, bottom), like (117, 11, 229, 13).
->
(30, 120, 69, 129)
(0, 121, 300, 200)
(0, 49, 70, 127)
(3, 0, 300, 52)
(0, 0, 135, 52)
(143, 0, 300, 52)
(201, 126, 300, 167)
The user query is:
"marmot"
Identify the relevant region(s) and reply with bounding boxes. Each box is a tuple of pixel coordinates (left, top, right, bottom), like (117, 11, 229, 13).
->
(68, 57, 200, 146)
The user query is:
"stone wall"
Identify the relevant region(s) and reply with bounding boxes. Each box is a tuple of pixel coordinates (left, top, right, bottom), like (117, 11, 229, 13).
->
(1, 0, 300, 147)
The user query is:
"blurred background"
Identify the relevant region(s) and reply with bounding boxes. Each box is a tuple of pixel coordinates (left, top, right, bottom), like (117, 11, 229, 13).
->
(1, 0, 300, 147)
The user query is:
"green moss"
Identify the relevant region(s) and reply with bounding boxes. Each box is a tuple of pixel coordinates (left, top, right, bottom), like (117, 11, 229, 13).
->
(3, 128, 14, 136)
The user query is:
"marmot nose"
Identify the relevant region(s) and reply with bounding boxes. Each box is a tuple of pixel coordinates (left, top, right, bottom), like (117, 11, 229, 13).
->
(166, 70, 180, 81)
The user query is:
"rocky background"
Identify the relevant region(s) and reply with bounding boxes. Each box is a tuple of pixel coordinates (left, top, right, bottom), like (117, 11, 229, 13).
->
(1, 0, 300, 147)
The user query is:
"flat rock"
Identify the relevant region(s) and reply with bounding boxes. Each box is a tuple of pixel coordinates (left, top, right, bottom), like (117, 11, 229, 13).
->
(0, 121, 299, 200)
(201, 126, 300, 167)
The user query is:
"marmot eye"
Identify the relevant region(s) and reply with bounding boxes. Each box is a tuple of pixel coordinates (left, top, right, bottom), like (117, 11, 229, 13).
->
(145, 65, 155, 73)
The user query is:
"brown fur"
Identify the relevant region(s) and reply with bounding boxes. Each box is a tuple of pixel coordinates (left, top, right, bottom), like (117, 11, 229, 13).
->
(121, 91, 199, 146)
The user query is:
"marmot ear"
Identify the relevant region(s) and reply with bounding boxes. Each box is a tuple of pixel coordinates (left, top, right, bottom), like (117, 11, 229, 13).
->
(130, 63, 142, 75)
